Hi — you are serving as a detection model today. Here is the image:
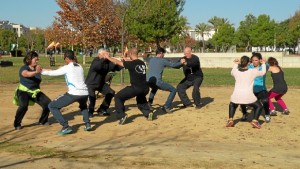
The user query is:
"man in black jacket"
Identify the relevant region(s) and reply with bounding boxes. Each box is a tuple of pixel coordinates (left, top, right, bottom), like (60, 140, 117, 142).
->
(85, 48, 122, 116)
(177, 47, 204, 109)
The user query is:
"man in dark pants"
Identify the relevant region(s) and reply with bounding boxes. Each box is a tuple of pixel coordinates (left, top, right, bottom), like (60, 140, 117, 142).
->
(147, 47, 182, 113)
(85, 48, 122, 117)
(105, 48, 152, 125)
(177, 47, 204, 109)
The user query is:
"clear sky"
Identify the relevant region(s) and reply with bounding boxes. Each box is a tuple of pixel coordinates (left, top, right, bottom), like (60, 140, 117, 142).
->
(0, 0, 300, 29)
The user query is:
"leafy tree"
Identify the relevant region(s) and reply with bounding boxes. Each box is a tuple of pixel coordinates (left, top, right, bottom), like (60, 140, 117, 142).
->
(126, 0, 185, 47)
(49, 0, 121, 50)
(195, 22, 211, 52)
(208, 16, 230, 32)
(235, 14, 257, 51)
(288, 10, 300, 50)
(250, 14, 275, 51)
(0, 28, 16, 52)
(211, 23, 235, 52)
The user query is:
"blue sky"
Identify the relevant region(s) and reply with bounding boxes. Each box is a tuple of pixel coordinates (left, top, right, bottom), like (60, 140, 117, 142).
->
(1, 0, 300, 29)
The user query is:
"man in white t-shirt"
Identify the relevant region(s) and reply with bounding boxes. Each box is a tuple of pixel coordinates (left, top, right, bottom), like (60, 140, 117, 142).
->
(42, 50, 91, 135)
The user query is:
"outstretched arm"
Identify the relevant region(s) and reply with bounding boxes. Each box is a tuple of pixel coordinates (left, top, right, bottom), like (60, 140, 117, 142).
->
(104, 53, 124, 68)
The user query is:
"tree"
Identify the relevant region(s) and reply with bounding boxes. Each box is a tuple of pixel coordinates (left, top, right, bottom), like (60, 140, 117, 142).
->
(288, 10, 300, 50)
(235, 14, 257, 51)
(49, 0, 121, 50)
(0, 28, 16, 52)
(126, 0, 185, 47)
(195, 22, 211, 52)
(211, 23, 235, 52)
(208, 16, 230, 32)
(250, 14, 275, 51)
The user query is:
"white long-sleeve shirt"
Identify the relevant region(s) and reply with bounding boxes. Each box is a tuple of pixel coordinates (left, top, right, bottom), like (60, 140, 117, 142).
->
(230, 63, 266, 104)
(42, 62, 88, 95)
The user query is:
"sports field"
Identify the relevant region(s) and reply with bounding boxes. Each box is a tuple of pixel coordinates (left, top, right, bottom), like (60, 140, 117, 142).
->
(0, 56, 299, 168)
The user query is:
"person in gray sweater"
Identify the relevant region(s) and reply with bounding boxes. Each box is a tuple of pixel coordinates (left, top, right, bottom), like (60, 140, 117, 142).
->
(147, 47, 182, 113)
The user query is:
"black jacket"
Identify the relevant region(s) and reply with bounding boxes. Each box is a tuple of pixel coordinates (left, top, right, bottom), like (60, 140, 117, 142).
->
(85, 57, 122, 88)
(182, 54, 203, 81)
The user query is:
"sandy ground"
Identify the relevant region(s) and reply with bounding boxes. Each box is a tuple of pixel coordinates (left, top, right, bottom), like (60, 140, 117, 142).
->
(0, 83, 299, 169)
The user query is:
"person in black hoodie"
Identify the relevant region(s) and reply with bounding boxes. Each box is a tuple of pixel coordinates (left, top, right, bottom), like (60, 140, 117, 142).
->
(85, 48, 122, 117)
(177, 47, 204, 109)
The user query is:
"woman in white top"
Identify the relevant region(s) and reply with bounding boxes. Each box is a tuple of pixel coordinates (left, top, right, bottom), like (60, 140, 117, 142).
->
(226, 56, 266, 129)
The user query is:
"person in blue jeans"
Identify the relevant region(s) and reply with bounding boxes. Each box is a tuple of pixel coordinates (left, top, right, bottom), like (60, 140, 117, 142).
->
(147, 47, 182, 113)
(42, 50, 91, 135)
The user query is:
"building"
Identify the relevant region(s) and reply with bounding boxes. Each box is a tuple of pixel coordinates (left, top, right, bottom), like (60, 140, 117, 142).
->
(0, 20, 29, 37)
(186, 29, 215, 41)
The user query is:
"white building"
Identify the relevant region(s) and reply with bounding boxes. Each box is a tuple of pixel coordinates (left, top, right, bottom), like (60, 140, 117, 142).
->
(186, 29, 215, 41)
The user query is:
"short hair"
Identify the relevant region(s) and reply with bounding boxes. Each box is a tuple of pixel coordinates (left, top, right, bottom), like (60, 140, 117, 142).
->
(23, 51, 39, 65)
(64, 50, 76, 60)
(156, 47, 166, 55)
(98, 48, 107, 54)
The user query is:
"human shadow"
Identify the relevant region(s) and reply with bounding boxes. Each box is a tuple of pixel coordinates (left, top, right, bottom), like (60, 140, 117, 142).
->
(233, 109, 265, 127)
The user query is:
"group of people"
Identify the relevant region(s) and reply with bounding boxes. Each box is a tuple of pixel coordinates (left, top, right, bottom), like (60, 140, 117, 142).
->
(13, 47, 204, 135)
(226, 52, 289, 129)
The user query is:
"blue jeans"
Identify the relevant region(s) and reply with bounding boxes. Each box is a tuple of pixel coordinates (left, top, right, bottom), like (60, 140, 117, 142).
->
(149, 80, 176, 109)
(48, 93, 90, 128)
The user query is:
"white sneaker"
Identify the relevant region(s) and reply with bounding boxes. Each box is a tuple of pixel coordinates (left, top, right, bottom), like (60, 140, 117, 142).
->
(265, 115, 271, 123)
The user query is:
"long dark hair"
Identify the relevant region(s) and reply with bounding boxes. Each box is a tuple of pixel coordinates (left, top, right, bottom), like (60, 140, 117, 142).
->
(240, 55, 250, 68)
(268, 57, 281, 69)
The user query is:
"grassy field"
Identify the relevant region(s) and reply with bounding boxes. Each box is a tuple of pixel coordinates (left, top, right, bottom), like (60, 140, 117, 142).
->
(1, 55, 300, 87)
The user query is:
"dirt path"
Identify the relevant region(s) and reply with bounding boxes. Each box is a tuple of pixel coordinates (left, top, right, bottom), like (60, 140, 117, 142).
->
(0, 84, 299, 169)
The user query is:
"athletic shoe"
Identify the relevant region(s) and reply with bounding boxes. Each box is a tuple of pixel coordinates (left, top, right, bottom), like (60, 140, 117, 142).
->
(251, 121, 262, 129)
(282, 109, 290, 115)
(265, 115, 271, 123)
(84, 123, 92, 131)
(37, 122, 50, 126)
(179, 104, 194, 109)
(97, 109, 110, 116)
(57, 126, 73, 135)
(147, 112, 153, 121)
(15, 126, 22, 130)
(119, 115, 128, 125)
(162, 106, 172, 113)
(226, 120, 234, 127)
(270, 110, 277, 116)
(241, 113, 247, 121)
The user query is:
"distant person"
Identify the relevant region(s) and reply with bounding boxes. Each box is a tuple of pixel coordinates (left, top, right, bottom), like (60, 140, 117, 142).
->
(147, 47, 182, 113)
(13, 51, 51, 130)
(267, 57, 289, 115)
(42, 50, 91, 135)
(240, 52, 271, 123)
(85, 48, 122, 117)
(177, 47, 204, 109)
(105, 48, 153, 125)
(226, 56, 266, 129)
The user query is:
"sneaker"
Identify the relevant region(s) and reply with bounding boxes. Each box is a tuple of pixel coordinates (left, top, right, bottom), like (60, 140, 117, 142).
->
(15, 126, 22, 130)
(119, 115, 128, 125)
(265, 115, 271, 123)
(162, 106, 172, 113)
(226, 120, 234, 127)
(97, 109, 110, 116)
(195, 103, 203, 109)
(37, 122, 50, 126)
(147, 112, 153, 121)
(241, 113, 247, 121)
(270, 110, 277, 116)
(57, 126, 73, 135)
(251, 120, 262, 129)
(180, 104, 194, 109)
(282, 109, 290, 115)
(84, 123, 92, 131)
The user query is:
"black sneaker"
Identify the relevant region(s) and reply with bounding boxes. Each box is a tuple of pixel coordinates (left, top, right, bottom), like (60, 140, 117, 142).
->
(97, 109, 110, 116)
(57, 126, 73, 135)
(15, 126, 22, 130)
(179, 104, 193, 109)
(119, 115, 128, 125)
(84, 123, 92, 131)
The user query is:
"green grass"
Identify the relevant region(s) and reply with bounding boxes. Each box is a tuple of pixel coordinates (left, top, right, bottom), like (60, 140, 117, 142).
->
(1, 55, 300, 87)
